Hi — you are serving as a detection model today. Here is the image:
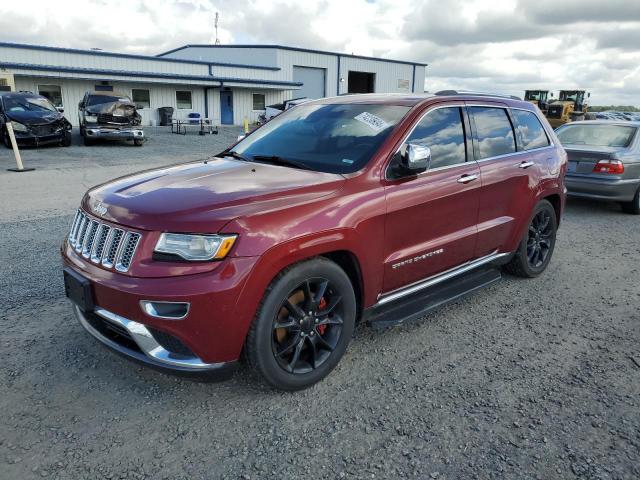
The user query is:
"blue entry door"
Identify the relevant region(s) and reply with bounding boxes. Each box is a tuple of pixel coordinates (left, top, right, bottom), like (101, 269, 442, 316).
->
(220, 90, 234, 124)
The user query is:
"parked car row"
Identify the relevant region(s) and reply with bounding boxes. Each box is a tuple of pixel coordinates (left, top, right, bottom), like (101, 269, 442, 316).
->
(0, 90, 144, 148)
(590, 111, 640, 122)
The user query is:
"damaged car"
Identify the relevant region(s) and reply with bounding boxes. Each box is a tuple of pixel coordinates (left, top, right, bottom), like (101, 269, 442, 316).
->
(0, 91, 72, 148)
(78, 91, 144, 146)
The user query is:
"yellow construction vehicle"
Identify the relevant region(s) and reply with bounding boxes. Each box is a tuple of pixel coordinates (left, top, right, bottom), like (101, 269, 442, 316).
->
(524, 90, 551, 114)
(545, 90, 590, 128)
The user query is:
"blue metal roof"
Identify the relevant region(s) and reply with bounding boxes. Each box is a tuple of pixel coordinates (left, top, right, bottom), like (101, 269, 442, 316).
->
(157, 44, 429, 67)
(0, 62, 302, 88)
(0, 42, 281, 71)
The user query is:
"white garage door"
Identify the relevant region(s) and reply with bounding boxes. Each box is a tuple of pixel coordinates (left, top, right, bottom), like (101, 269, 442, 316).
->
(292, 66, 326, 99)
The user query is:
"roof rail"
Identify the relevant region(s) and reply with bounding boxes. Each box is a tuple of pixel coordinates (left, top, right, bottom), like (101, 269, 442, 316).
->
(435, 90, 521, 101)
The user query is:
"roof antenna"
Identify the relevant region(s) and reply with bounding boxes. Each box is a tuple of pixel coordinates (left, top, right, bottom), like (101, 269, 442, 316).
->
(214, 12, 221, 45)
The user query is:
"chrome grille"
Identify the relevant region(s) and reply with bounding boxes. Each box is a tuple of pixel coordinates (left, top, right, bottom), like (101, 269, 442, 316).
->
(116, 232, 141, 272)
(68, 209, 141, 273)
(103, 229, 124, 268)
(90, 225, 111, 263)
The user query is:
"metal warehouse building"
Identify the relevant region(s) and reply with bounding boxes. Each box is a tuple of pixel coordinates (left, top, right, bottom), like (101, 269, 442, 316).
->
(0, 42, 427, 127)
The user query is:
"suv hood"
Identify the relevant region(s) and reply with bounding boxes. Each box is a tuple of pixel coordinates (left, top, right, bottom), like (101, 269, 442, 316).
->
(82, 158, 345, 232)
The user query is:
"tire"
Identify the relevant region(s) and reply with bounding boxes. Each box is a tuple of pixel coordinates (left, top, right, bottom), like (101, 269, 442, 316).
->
(62, 131, 72, 147)
(245, 257, 357, 391)
(621, 188, 640, 215)
(133, 138, 144, 147)
(2, 129, 12, 149)
(504, 199, 558, 278)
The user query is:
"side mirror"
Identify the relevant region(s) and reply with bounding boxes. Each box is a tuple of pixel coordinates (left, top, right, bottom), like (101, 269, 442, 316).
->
(399, 143, 431, 174)
(78, 102, 85, 109)
(57, 107, 64, 113)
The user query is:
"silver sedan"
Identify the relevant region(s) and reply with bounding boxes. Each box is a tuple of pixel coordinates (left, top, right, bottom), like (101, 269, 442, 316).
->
(556, 120, 640, 214)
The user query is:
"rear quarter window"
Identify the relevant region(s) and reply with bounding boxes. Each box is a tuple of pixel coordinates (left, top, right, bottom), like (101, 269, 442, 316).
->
(469, 107, 516, 159)
(511, 109, 550, 150)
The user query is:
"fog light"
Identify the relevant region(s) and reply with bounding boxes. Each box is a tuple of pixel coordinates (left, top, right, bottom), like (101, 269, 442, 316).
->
(140, 301, 190, 320)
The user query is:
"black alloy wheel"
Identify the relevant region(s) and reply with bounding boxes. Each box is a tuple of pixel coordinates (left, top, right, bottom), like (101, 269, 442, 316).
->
(245, 257, 356, 391)
(272, 278, 344, 374)
(504, 199, 557, 278)
(526, 209, 554, 268)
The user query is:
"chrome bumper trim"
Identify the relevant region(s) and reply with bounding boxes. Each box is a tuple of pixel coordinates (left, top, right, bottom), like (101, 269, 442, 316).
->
(85, 128, 144, 138)
(73, 305, 223, 371)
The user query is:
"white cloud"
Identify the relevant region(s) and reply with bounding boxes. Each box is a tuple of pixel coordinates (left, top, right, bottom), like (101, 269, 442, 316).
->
(0, 0, 639, 105)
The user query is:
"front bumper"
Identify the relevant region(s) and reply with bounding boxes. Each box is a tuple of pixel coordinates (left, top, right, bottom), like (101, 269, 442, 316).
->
(85, 126, 144, 140)
(63, 238, 260, 368)
(73, 305, 237, 379)
(13, 130, 67, 146)
(566, 174, 640, 202)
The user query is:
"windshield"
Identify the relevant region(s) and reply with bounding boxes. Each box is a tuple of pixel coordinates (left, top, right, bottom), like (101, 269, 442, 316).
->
(232, 103, 410, 173)
(559, 91, 583, 103)
(87, 95, 131, 107)
(556, 124, 636, 147)
(526, 91, 546, 101)
(2, 95, 57, 113)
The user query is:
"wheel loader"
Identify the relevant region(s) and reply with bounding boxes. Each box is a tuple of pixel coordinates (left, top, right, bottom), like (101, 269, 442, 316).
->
(524, 90, 551, 114)
(545, 90, 590, 128)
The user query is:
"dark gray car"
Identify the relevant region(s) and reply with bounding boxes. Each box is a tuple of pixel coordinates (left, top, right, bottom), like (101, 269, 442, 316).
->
(556, 120, 640, 214)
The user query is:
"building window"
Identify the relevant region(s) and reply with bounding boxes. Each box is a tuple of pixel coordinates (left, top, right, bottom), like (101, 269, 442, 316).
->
(132, 89, 150, 109)
(176, 91, 192, 109)
(38, 85, 63, 108)
(252, 93, 266, 111)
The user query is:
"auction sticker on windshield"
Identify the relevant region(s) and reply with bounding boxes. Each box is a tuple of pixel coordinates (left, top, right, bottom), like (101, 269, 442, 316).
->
(354, 112, 390, 132)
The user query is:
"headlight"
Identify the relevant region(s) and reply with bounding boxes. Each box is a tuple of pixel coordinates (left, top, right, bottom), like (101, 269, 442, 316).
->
(84, 114, 98, 123)
(10, 122, 28, 132)
(154, 233, 237, 261)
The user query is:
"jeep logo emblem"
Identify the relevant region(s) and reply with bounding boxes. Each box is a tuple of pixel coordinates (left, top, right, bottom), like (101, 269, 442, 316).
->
(92, 202, 108, 216)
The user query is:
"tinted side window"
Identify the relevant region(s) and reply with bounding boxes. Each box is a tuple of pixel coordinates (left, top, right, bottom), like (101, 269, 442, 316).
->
(470, 107, 516, 159)
(511, 109, 550, 150)
(406, 107, 466, 169)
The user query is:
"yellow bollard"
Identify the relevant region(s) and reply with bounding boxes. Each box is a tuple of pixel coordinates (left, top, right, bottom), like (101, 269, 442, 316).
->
(243, 117, 249, 134)
(6, 122, 35, 172)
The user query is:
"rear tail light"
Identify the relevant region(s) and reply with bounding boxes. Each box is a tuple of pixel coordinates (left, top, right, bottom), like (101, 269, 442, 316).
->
(592, 160, 624, 174)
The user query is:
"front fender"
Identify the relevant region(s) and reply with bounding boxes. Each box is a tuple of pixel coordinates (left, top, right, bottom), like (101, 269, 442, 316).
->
(226, 227, 384, 359)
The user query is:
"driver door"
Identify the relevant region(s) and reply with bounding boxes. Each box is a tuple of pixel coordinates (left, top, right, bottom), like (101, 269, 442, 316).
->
(382, 104, 480, 293)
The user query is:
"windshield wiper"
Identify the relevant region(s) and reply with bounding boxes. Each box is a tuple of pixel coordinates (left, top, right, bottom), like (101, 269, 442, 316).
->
(219, 150, 254, 163)
(251, 155, 312, 171)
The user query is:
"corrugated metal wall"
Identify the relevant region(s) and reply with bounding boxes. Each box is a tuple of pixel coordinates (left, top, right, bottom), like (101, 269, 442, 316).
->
(338, 57, 416, 95)
(14, 77, 205, 126)
(1, 45, 210, 76)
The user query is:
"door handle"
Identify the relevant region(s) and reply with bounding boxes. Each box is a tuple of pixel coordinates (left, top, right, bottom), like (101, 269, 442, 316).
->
(518, 161, 535, 169)
(457, 174, 479, 184)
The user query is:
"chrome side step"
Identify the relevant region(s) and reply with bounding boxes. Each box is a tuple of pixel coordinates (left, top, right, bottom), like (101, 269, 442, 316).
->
(366, 267, 503, 330)
(376, 251, 510, 306)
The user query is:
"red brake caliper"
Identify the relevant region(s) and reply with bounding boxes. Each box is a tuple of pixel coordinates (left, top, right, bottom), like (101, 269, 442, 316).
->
(317, 297, 328, 335)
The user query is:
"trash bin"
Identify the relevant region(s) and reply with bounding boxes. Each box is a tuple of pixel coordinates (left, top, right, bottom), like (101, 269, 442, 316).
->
(158, 107, 174, 126)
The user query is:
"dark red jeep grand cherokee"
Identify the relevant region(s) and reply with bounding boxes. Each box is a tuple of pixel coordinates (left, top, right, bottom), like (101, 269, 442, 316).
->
(62, 91, 566, 390)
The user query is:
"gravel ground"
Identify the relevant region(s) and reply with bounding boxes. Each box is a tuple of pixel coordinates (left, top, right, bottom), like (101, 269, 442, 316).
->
(1, 132, 639, 479)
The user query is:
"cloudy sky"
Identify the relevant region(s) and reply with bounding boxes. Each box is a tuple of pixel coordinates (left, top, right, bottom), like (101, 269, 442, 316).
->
(2, 0, 639, 105)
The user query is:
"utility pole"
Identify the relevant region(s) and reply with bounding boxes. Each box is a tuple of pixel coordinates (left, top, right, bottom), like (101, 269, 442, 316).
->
(214, 12, 221, 45)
